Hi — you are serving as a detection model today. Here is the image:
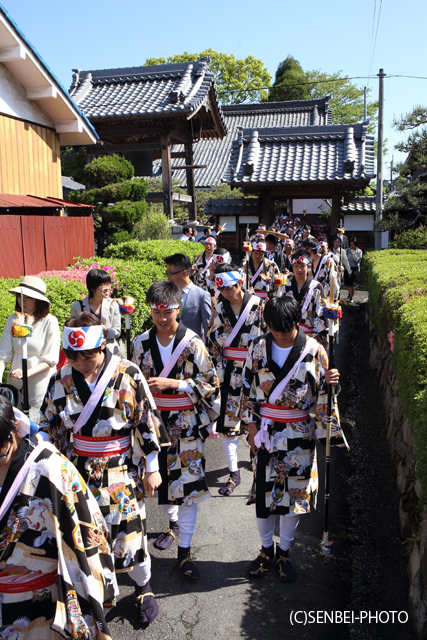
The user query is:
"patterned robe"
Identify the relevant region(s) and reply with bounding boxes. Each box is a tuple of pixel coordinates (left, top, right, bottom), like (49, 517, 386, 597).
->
(40, 350, 165, 573)
(0, 437, 116, 640)
(206, 292, 265, 436)
(283, 275, 327, 346)
(192, 252, 213, 288)
(240, 330, 347, 519)
(243, 255, 280, 298)
(312, 253, 339, 301)
(133, 322, 220, 506)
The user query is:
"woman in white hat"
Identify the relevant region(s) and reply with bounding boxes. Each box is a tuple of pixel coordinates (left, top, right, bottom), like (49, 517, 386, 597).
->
(0, 276, 60, 422)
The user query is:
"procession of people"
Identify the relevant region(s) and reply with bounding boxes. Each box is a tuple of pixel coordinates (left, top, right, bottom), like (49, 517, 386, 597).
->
(0, 216, 355, 638)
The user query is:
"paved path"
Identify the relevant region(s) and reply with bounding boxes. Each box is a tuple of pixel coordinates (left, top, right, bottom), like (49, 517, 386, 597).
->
(107, 297, 414, 640)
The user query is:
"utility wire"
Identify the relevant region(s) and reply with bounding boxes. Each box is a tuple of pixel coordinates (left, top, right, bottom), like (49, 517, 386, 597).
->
(369, 0, 383, 80)
(367, 0, 378, 87)
(217, 73, 427, 95)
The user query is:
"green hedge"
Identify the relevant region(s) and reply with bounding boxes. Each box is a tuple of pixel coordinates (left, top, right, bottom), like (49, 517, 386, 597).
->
(0, 240, 204, 356)
(104, 239, 204, 262)
(365, 250, 427, 501)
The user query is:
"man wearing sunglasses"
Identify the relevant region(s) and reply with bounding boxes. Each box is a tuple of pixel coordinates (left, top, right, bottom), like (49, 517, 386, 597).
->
(164, 253, 212, 339)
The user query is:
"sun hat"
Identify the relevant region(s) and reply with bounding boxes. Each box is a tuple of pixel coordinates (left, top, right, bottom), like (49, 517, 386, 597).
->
(8, 276, 50, 303)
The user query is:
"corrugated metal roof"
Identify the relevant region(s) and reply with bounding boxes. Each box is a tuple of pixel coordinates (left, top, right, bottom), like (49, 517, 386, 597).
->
(154, 97, 332, 188)
(226, 122, 375, 186)
(0, 194, 93, 209)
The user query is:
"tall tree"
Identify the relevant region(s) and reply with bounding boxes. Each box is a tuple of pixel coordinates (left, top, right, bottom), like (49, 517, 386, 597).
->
(144, 49, 271, 105)
(377, 106, 427, 232)
(268, 56, 310, 102)
(305, 69, 378, 133)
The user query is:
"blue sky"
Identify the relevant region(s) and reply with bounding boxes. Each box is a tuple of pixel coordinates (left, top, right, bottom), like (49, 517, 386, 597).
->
(4, 0, 426, 176)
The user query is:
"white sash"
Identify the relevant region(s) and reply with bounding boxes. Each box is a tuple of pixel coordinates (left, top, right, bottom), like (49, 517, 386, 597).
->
(269, 338, 317, 404)
(250, 261, 264, 285)
(300, 280, 319, 316)
(223, 296, 258, 348)
(314, 254, 328, 279)
(0, 442, 57, 521)
(73, 355, 120, 434)
(159, 329, 197, 378)
(200, 255, 213, 275)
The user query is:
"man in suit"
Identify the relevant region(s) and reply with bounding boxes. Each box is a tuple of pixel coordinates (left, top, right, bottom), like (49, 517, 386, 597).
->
(164, 253, 212, 339)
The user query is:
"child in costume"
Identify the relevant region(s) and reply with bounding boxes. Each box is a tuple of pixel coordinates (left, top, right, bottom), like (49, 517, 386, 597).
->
(206, 264, 265, 496)
(132, 281, 220, 578)
(40, 313, 165, 625)
(243, 238, 280, 300)
(240, 296, 347, 583)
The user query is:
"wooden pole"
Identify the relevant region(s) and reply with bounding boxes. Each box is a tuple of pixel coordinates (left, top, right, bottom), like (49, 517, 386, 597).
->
(160, 133, 174, 220)
(20, 291, 29, 416)
(185, 142, 197, 222)
(375, 68, 385, 251)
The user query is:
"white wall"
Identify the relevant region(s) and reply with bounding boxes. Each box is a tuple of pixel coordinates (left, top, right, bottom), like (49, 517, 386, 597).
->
(0, 62, 53, 127)
(293, 199, 330, 214)
(343, 214, 374, 231)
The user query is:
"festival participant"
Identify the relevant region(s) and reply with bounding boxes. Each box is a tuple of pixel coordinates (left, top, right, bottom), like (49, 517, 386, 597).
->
(199, 226, 215, 244)
(40, 313, 165, 625)
(302, 238, 338, 301)
(240, 296, 346, 583)
(283, 249, 327, 346)
(295, 226, 315, 249)
(331, 236, 351, 284)
(71, 268, 121, 355)
(0, 394, 117, 638)
(0, 276, 60, 423)
(132, 281, 220, 578)
(164, 253, 211, 339)
(345, 238, 363, 302)
(265, 234, 287, 273)
(206, 264, 265, 496)
(244, 238, 280, 300)
(336, 226, 349, 249)
(192, 236, 217, 287)
(201, 247, 232, 304)
(283, 238, 295, 272)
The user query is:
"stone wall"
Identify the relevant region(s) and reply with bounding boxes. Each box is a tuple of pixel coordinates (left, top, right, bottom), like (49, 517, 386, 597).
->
(368, 316, 427, 638)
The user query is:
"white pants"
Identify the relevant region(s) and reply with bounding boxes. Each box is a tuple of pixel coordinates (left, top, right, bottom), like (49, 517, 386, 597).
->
(221, 435, 239, 472)
(162, 503, 198, 547)
(129, 553, 151, 587)
(256, 514, 300, 551)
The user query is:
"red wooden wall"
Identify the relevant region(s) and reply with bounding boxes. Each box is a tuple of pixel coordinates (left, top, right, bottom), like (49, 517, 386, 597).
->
(0, 215, 94, 279)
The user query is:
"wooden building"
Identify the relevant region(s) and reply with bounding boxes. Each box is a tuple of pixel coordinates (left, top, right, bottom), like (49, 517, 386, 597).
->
(0, 5, 96, 277)
(69, 61, 227, 220)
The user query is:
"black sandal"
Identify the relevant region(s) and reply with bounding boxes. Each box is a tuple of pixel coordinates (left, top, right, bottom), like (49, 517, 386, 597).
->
(248, 545, 274, 577)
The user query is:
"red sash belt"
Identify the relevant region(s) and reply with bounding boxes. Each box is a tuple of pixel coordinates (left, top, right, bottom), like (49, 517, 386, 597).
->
(223, 347, 249, 362)
(260, 404, 310, 423)
(0, 568, 57, 593)
(152, 393, 193, 411)
(73, 434, 131, 457)
(299, 323, 314, 335)
(254, 291, 268, 299)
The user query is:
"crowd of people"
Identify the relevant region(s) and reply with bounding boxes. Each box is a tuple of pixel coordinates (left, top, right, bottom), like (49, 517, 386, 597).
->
(0, 216, 358, 638)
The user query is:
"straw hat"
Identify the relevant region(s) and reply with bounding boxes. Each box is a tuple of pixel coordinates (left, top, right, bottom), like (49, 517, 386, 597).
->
(8, 276, 50, 303)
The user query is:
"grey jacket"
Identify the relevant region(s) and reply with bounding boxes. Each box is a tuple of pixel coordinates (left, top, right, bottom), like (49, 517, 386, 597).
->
(180, 282, 212, 339)
(70, 296, 121, 354)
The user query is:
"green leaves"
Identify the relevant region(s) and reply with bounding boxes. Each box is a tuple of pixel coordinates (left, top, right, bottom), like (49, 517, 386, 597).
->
(84, 154, 134, 187)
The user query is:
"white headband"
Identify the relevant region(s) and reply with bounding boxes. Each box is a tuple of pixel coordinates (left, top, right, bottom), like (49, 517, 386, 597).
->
(284, 239, 294, 246)
(63, 325, 103, 351)
(212, 252, 230, 264)
(252, 242, 266, 252)
(292, 256, 311, 266)
(204, 236, 217, 245)
(215, 272, 241, 288)
(150, 302, 180, 310)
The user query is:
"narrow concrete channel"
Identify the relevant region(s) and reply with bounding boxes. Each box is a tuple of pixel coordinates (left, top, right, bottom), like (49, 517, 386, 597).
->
(107, 296, 416, 640)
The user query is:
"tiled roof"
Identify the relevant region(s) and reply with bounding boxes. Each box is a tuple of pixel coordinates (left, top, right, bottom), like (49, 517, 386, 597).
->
(0, 194, 93, 209)
(70, 60, 226, 136)
(62, 176, 85, 191)
(154, 97, 332, 188)
(204, 198, 260, 217)
(226, 122, 375, 186)
(341, 196, 376, 213)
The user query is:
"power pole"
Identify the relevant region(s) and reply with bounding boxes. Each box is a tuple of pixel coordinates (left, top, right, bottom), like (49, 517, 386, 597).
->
(375, 69, 385, 251)
(390, 155, 394, 192)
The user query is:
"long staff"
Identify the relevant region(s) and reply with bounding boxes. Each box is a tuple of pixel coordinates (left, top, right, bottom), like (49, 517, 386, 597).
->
(125, 274, 131, 360)
(20, 291, 30, 416)
(320, 272, 341, 555)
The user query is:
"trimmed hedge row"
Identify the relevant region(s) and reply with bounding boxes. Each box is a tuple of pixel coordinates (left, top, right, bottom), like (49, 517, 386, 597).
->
(364, 250, 427, 500)
(0, 239, 205, 352)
